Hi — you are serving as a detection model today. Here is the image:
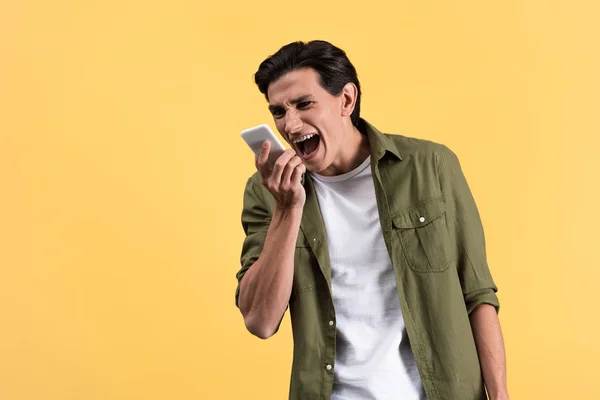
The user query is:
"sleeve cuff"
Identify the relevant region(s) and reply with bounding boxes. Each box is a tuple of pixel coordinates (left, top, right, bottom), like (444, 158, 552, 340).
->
(465, 288, 500, 314)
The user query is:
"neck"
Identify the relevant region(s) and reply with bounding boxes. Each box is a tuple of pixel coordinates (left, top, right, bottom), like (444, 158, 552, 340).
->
(318, 124, 370, 176)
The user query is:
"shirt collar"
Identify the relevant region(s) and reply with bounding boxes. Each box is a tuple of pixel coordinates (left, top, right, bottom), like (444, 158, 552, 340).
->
(358, 118, 403, 162)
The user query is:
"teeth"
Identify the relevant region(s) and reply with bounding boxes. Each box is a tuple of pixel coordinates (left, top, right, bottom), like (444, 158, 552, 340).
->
(294, 134, 316, 143)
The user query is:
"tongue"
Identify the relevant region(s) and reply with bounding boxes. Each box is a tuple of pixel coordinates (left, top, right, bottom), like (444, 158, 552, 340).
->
(303, 135, 319, 155)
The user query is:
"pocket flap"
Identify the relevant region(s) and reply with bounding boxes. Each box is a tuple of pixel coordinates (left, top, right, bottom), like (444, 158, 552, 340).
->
(392, 197, 446, 228)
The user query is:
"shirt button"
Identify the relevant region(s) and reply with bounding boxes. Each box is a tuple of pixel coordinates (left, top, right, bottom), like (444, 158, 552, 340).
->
(329, 320, 334, 326)
(326, 364, 332, 371)
(419, 216, 425, 222)
(313, 238, 317, 242)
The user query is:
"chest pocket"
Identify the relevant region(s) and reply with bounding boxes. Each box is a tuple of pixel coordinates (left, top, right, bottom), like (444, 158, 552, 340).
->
(391, 197, 453, 272)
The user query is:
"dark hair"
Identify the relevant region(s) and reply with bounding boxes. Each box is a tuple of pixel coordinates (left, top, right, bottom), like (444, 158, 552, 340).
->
(254, 40, 362, 128)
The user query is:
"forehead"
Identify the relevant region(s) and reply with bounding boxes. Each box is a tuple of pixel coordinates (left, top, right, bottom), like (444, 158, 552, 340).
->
(267, 68, 326, 105)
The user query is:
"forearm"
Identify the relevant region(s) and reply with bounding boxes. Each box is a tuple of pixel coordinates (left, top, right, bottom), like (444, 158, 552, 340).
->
(238, 206, 302, 339)
(470, 304, 509, 400)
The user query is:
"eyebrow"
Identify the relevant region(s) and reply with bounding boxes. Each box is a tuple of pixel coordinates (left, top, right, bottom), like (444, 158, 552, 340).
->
(268, 95, 313, 113)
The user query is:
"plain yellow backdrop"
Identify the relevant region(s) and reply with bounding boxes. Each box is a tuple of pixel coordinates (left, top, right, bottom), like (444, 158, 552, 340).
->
(1, 0, 599, 399)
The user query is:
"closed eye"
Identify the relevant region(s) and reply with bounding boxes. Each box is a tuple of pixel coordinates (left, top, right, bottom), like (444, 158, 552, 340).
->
(270, 107, 285, 119)
(297, 101, 312, 109)
(269, 99, 313, 119)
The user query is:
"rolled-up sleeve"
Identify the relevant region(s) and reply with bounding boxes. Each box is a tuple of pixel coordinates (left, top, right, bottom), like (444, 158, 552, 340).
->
(438, 145, 500, 314)
(235, 177, 271, 308)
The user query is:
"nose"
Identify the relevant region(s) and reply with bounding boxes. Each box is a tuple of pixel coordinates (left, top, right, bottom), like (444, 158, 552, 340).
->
(284, 110, 302, 136)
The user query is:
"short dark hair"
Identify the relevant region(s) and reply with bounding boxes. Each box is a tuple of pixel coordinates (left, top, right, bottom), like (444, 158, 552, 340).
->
(254, 40, 362, 128)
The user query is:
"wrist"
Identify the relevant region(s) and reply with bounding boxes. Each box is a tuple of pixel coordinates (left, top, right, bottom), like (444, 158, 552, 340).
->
(273, 205, 303, 224)
(274, 204, 303, 217)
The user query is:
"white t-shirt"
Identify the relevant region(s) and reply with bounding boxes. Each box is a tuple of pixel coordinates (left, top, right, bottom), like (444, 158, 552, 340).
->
(311, 155, 426, 400)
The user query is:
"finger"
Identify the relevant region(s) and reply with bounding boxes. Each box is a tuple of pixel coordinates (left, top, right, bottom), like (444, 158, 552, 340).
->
(291, 163, 306, 185)
(256, 141, 271, 180)
(280, 156, 303, 187)
(271, 149, 296, 185)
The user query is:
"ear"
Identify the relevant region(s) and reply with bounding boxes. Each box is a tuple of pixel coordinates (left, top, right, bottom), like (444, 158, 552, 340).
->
(340, 82, 358, 118)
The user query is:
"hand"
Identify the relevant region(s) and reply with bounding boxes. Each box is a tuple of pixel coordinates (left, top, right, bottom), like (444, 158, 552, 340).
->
(255, 141, 306, 211)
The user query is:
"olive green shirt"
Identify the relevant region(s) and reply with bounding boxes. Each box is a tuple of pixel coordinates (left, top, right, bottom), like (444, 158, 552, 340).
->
(236, 119, 500, 400)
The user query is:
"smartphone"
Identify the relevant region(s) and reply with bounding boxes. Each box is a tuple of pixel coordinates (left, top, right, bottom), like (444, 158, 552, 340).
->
(241, 124, 287, 167)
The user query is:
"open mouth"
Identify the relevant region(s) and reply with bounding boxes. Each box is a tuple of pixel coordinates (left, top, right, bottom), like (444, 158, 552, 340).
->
(295, 134, 321, 159)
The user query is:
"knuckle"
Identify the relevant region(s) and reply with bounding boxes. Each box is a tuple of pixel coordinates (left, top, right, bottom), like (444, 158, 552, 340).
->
(274, 158, 286, 168)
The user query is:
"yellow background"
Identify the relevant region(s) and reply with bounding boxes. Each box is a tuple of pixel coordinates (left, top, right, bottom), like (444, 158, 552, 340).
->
(1, 0, 599, 399)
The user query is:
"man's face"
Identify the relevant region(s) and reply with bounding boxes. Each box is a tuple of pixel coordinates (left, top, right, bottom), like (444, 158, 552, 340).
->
(267, 68, 348, 174)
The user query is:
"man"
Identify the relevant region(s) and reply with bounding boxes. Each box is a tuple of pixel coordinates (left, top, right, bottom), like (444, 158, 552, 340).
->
(235, 40, 509, 400)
